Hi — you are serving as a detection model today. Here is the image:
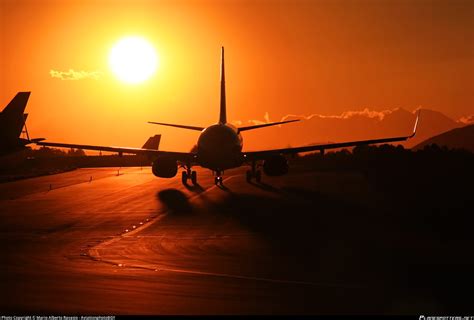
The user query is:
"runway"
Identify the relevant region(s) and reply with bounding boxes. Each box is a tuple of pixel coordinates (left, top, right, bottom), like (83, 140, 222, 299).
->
(0, 166, 460, 314)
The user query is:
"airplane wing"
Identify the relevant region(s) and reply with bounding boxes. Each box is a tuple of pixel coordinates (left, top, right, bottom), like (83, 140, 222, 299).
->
(244, 111, 420, 160)
(36, 141, 195, 162)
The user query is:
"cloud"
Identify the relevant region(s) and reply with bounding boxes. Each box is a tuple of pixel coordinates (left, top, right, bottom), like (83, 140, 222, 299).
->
(234, 107, 474, 130)
(458, 115, 474, 124)
(264, 111, 270, 123)
(249, 119, 266, 125)
(245, 112, 273, 126)
(281, 108, 395, 122)
(339, 108, 394, 120)
(50, 69, 103, 80)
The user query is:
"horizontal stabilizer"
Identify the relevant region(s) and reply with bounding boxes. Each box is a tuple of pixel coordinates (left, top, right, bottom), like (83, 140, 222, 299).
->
(148, 122, 204, 131)
(238, 119, 300, 132)
(142, 134, 161, 150)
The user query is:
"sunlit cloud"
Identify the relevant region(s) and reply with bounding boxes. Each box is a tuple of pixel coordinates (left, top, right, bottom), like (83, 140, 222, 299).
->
(264, 111, 270, 123)
(249, 119, 266, 125)
(234, 107, 473, 129)
(49, 69, 103, 80)
(458, 115, 474, 124)
(281, 108, 395, 122)
(246, 112, 272, 125)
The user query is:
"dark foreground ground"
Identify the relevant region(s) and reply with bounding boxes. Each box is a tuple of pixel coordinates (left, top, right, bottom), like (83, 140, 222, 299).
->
(0, 162, 472, 314)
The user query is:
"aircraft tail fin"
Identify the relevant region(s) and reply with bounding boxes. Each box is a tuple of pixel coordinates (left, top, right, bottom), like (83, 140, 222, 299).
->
(219, 46, 227, 124)
(1, 92, 31, 141)
(142, 134, 161, 150)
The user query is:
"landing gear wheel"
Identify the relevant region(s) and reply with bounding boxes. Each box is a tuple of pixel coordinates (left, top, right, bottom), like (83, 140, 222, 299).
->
(181, 171, 188, 184)
(191, 171, 197, 185)
(255, 170, 262, 183)
(246, 170, 252, 183)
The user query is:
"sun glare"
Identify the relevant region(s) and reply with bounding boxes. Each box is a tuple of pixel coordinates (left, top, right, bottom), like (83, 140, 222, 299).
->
(109, 36, 158, 84)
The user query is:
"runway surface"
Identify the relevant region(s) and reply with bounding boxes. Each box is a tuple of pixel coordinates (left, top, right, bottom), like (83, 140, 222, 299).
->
(0, 166, 465, 314)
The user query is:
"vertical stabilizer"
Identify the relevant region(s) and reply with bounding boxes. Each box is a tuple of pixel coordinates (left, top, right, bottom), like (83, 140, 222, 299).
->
(142, 134, 161, 150)
(219, 47, 227, 124)
(1, 92, 31, 141)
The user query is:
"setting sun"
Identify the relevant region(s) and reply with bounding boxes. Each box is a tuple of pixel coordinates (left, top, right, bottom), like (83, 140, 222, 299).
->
(109, 36, 158, 84)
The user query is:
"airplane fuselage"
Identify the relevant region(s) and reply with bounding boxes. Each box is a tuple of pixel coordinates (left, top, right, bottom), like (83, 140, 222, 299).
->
(197, 123, 244, 171)
(0, 137, 31, 156)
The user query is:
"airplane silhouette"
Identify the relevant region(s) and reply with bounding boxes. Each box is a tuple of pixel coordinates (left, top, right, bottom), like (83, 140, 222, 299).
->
(0, 92, 44, 156)
(38, 47, 419, 185)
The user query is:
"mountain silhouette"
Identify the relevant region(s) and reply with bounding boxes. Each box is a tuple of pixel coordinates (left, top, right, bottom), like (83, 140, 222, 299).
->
(413, 124, 474, 152)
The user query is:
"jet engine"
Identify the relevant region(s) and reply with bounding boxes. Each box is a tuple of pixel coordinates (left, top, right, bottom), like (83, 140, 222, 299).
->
(263, 155, 289, 176)
(152, 157, 178, 178)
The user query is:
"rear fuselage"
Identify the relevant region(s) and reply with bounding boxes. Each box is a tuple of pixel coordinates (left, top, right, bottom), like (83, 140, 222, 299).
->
(0, 138, 29, 156)
(0, 113, 29, 157)
(197, 123, 244, 171)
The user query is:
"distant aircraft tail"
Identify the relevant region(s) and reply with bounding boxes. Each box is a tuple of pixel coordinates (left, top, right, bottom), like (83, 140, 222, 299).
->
(142, 134, 161, 150)
(0, 92, 31, 142)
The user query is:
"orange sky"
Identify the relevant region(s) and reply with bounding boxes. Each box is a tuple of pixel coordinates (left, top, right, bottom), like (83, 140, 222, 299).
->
(1, 0, 473, 152)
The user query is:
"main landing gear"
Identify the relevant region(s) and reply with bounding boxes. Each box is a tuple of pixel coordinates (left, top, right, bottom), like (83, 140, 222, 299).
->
(246, 161, 262, 183)
(181, 167, 197, 185)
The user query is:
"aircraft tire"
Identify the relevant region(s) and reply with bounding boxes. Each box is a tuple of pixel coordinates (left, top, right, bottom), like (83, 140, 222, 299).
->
(181, 171, 188, 184)
(191, 171, 197, 185)
(246, 170, 252, 182)
(255, 170, 262, 183)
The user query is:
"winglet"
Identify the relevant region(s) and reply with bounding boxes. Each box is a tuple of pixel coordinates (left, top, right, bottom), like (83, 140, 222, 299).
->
(409, 110, 421, 138)
(219, 46, 227, 124)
